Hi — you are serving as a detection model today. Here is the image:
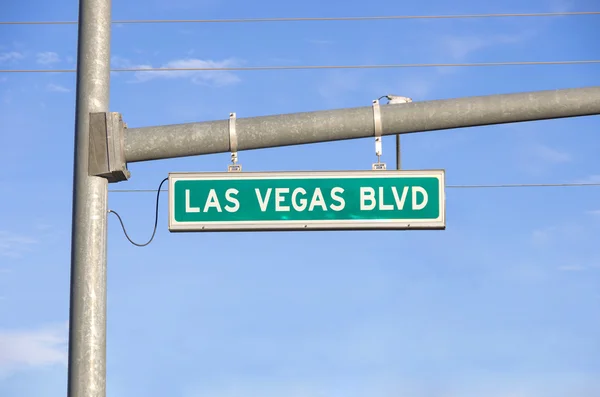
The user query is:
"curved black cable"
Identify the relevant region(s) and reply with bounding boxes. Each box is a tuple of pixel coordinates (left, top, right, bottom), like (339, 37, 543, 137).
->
(108, 177, 168, 247)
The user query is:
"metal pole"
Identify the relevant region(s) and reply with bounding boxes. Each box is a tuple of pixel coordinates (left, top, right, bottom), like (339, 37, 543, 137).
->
(67, 0, 111, 395)
(124, 86, 600, 163)
(396, 134, 401, 170)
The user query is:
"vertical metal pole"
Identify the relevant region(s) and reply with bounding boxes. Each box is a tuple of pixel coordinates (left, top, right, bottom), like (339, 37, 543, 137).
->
(395, 134, 401, 170)
(67, 0, 111, 395)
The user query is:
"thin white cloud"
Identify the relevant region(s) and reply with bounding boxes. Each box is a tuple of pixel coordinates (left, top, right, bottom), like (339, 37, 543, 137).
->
(153, 0, 220, 10)
(47, 83, 70, 93)
(136, 58, 241, 86)
(519, 143, 571, 176)
(36, 52, 61, 65)
(532, 226, 556, 245)
(392, 74, 436, 99)
(317, 70, 363, 106)
(309, 39, 334, 45)
(183, 373, 600, 397)
(0, 231, 37, 258)
(111, 55, 132, 68)
(367, 69, 440, 102)
(550, 0, 574, 12)
(577, 175, 600, 184)
(531, 222, 585, 247)
(441, 31, 536, 61)
(113, 56, 242, 86)
(558, 264, 586, 271)
(444, 36, 488, 60)
(531, 144, 571, 163)
(0, 323, 68, 377)
(0, 51, 24, 63)
(268, 57, 298, 64)
(35, 222, 53, 231)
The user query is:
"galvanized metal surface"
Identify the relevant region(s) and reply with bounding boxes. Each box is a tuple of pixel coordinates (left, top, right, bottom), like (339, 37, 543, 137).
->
(67, 0, 111, 396)
(125, 86, 600, 163)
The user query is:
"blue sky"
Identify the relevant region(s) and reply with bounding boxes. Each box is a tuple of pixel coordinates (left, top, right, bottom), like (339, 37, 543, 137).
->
(1, 0, 600, 396)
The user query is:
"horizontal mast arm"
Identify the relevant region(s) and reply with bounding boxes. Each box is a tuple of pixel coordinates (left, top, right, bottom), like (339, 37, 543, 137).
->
(125, 86, 600, 163)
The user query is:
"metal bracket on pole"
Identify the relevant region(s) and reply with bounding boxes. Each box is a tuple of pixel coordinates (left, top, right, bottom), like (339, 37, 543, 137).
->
(89, 112, 130, 182)
(228, 112, 242, 172)
(371, 99, 386, 170)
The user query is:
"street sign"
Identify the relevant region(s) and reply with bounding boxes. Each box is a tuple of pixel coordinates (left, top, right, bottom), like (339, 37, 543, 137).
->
(168, 170, 445, 232)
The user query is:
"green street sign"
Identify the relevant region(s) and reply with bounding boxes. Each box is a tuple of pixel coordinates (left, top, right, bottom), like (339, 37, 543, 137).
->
(168, 170, 446, 232)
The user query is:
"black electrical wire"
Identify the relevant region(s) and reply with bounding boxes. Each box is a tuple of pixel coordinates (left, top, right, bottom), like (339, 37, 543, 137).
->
(108, 177, 168, 247)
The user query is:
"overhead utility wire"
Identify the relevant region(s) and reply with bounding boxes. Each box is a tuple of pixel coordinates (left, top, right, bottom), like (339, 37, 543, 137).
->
(108, 180, 600, 247)
(2, 60, 600, 74)
(1, 11, 599, 25)
(108, 182, 600, 193)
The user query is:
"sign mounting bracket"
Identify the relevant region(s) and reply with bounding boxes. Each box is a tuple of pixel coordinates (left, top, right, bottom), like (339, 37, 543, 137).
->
(228, 112, 242, 172)
(372, 99, 386, 170)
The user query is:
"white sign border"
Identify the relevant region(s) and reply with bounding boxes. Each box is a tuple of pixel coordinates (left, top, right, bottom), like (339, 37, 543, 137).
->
(168, 169, 446, 232)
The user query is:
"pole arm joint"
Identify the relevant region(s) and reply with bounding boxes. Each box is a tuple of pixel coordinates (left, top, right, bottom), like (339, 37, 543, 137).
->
(89, 112, 130, 182)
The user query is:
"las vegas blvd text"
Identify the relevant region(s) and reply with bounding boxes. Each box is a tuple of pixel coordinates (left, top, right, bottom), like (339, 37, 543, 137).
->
(184, 185, 429, 214)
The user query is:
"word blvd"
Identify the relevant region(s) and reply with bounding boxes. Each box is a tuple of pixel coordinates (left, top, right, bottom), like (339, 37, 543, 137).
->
(360, 186, 428, 211)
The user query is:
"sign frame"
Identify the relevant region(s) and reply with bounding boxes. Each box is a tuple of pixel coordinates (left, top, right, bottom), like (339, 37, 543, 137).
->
(168, 169, 446, 232)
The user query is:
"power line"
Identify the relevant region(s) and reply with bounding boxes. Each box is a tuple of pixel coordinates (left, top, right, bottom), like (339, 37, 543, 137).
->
(1, 11, 599, 25)
(448, 182, 600, 188)
(2, 60, 599, 74)
(108, 182, 600, 193)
